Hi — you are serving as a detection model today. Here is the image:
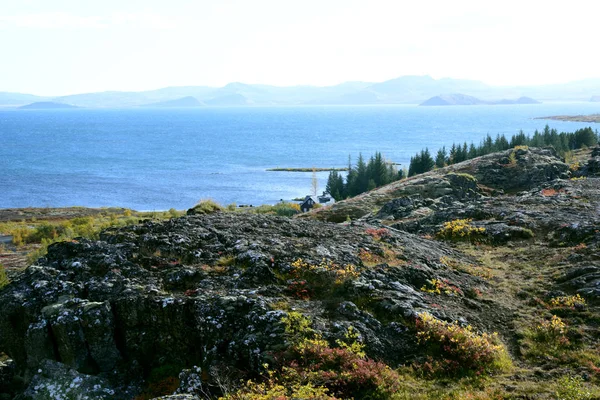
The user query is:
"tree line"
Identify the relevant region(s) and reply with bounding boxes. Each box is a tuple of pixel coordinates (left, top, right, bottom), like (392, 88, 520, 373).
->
(408, 125, 599, 176)
(325, 126, 598, 201)
(326, 152, 402, 200)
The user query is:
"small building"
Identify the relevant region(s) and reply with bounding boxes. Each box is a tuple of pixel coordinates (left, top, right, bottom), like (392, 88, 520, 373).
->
(300, 192, 336, 212)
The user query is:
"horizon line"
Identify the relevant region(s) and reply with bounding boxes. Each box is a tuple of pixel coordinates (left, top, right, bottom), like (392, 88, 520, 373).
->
(4, 74, 600, 98)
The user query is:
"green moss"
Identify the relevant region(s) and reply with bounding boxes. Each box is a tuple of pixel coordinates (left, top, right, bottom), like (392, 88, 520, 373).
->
(448, 172, 477, 182)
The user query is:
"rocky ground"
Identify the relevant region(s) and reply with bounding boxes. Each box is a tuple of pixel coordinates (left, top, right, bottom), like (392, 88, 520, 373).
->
(1, 146, 600, 399)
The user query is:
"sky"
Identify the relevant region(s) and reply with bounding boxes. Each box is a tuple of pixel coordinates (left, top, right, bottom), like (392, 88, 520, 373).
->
(1, 0, 598, 96)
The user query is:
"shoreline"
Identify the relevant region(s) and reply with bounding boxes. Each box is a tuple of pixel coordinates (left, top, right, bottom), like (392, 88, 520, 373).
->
(0, 207, 132, 222)
(535, 113, 600, 123)
(266, 167, 349, 172)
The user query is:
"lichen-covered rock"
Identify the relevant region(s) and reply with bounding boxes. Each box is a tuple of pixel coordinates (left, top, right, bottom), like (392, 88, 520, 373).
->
(305, 147, 568, 223)
(582, 145, 600, 176)
(20, 359, 125, 400)
(557, 266, 600, 299)
(0, 213, 498, 398)
(471, 147, 569, 192)
(2, 148, 599, 398)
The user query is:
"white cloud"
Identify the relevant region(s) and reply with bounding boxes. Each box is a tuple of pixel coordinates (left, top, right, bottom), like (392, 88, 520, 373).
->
(0, 11, 178, 30)
(0, 12, 104, 29)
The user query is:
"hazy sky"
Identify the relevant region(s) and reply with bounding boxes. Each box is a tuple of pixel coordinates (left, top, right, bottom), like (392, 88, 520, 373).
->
(1, 0, 598, 96)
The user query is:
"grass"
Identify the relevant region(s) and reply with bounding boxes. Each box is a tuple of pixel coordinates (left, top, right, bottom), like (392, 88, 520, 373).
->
(0, 263, 9, 290)
(454, 241, 600, 396)
(188, 199, 224, 215)
(0, 209, 182, 265)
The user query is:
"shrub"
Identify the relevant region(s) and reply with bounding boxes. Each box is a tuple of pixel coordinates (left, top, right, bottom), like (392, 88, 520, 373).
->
(223, 380, 337, 400)
(216, 255, 236, 266)
(167, 208, 181, 217)
(283, 337, 401, 399)
(224, 313, 402, 400)
(555, 375, 594, 400)
(437, 219, 486, 242)
(549, 294, 586, 309)
(283, 259, 359, 299)
(187, 199, 223, 215)
(243, 203, 301, 217)
(532, 315, 569, 347)
(420, 278, 462, 296)
(365, 227, 390, 240)
(272, 202, 301, 217)
(415, 312, 511, 376)
(27, 222, 71, 243)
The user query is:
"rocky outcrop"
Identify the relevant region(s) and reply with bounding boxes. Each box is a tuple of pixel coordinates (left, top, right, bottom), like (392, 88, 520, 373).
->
(581, 145, 600, 176)
(305, 147, 570, 223)
(467, 147, 569, 192)
(2, 147, 599, 398)
(0, 214, 500, 398)
(557, 266, 600, 298)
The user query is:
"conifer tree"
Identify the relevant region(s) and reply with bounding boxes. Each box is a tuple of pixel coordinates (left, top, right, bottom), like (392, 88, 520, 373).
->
(435, 146, 447, 168)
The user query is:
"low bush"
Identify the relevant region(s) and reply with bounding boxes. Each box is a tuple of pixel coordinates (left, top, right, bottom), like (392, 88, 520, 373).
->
(243, 202, 301, 217)
(283, 259, 359, 299)
(549, 294, 586, 309)
(415, 312, 511, 376)
(437, 219, 486, 242)
(555, 375, 594, 400)
(188, 199, 223, 215)
(420, 278, 462, 296)
(224, 312, 402, 399)
(532, 315, 570, 347)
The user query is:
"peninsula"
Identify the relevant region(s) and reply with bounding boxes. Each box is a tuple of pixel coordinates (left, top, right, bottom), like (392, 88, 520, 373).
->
(420, 94, 540, 106)
(18, 101, 78, 109)
(536, 114, 600, 123)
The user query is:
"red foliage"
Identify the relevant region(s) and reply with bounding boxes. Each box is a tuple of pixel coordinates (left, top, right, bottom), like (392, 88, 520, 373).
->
(365, 228, 391, 240)
(281, 340, 400, 399)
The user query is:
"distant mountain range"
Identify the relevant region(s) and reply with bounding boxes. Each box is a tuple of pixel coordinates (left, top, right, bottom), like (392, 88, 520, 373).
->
(18, 101, 78, 110)
(140, 96, 204, 108)
(3, 75, 600, 108)
(420, 94, 540, 106)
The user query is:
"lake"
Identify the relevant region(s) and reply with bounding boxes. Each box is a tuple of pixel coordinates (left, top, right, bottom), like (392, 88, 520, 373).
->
(1, 103, 599, 210)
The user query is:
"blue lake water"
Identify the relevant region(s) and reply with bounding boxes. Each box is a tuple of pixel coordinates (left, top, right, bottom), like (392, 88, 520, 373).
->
(1, 104, 599, 210)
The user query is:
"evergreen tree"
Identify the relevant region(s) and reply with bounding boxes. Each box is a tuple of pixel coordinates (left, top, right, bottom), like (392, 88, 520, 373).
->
(573, 127, 598, 148)
(449, 143, 458, 165)
(367, 179, 376, 191)
(495, 134, 509, 151)
(408, 148, 434, 176)
(345, 155, 356, 197)
(510, 130, 527, 147)
(468, 143, 477, 159)
(326, 170, 345, 201)
(435, 146, 447, 168)
(355, 153, 368, 195)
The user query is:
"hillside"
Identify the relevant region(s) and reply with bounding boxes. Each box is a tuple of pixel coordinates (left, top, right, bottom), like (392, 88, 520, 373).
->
(1, 147, 600, 398)
(140, 96, 204, 108)
(420, 93, 485, 106)
(537, 114, 600, 123)
(420, 94, 540, 106)
(3, 75, 600, 108)
(18, 101, 78, 109)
